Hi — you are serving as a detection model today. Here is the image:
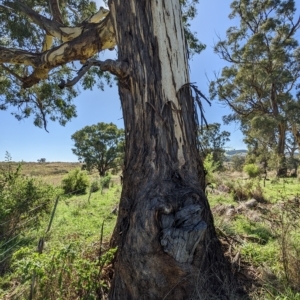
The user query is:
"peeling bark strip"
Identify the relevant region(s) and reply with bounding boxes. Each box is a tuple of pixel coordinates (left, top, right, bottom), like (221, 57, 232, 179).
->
(0, 3, 115, 88)
(108, 0, 234, 299)
(152, 0, 189, 167)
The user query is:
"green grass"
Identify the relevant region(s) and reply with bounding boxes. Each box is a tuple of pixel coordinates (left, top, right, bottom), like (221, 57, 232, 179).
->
(49, 185, 120, 246)
(207, 171, 300, 299)
(0, 181, 121, 299)
(2, 163, 300, 299)
(207, 193, 236, 207)
(241, 240, 279, 266)
(262, 177, 300, 203)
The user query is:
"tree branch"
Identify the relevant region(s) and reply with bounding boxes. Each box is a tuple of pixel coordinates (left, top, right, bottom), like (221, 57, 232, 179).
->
(4, 0, 66, 39)
(0, 15, 116, 88)
(4, 1, 110, 43)
(48, 0, 63, 24)
(1, 64, 23, 82)
(58, 59, 129, 89)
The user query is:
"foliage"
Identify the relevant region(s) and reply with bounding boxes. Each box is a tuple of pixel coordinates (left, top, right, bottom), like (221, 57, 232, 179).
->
(71, 122, 124, 176)
(209, 0, 300, 172)
(37, 158, 46, 163)
(10, 243, 117, 300)
(100, 174, 111, 189)
(61, 168, 90, 195)
(223, 177, 265, 202)
(180, 0, 206, 55)
(204, 153, 220, 185)
(230, 154, 246, 171)
(0, 0, 205, 128)
(198, 123, 230, 168)
(89, 174, 111, 193)
(243, 163, 261, 178)
(0, 0, 105, 129)
(0, 153, 56, 241)
(243, 119, 275, 170)
(90, 179, 101, 193)
(267, 198, 300, 292)
(0, 175, 121, 299)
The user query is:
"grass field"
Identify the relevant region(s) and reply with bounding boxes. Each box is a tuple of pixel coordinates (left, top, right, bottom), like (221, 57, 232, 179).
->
(0, 163, 300, 299)
(0, 162, 121, 299)
(208, 171, 300, 299)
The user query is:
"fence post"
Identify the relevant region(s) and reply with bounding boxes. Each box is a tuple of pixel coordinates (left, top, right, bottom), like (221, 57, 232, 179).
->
(87, 187, 92, 204)
(46, 195, 60, 233)
(29, 195, 60, 299)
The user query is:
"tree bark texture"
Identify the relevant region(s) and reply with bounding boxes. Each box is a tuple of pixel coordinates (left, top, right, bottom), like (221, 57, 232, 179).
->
(276, 122, 287, 177)
(108, 1, 234, 299)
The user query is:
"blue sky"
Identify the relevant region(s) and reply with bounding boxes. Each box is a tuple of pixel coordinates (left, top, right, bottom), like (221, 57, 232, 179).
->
(0, 0, 247, 162)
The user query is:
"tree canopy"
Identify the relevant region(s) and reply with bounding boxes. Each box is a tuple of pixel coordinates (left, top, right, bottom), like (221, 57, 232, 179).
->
(0, 0, 204, 130)
(71, 122, 124, 176)
(198, 123, 230, 167)
(209, 0, 300, 174)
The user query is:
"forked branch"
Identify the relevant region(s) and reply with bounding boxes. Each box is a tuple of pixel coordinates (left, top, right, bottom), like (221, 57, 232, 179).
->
(0, 13, 116, 88)
(59, 59, 129, 89)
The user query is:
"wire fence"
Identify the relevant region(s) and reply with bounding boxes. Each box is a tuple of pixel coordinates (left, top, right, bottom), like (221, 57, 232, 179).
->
(0, 185, 98, 299)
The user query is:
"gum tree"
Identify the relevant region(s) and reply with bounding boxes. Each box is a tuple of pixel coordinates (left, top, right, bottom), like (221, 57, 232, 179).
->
(198, 123, 230, 168)
(210, 0, 300, 176)
(71, 122, 124, 176)
(0, 0, 236, 298)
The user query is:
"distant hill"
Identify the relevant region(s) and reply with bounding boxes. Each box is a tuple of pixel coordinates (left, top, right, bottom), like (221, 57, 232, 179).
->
(225, 150, 247, 156)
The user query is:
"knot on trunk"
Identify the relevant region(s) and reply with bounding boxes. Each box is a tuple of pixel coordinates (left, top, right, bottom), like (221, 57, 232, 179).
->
(160, 198, 207, 263)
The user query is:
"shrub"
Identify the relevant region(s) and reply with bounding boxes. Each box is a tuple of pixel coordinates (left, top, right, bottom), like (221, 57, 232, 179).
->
(204, 153, 219, 184)
(100, 174, 111, 189)
(90, 179, 100, 193)
(231, 155, 245, 171)
(61, 168, 90, 195)
(243, 163, 261, 178)
(10, 243, 117, 299)
(0, 154, 56, 272)
(0, 160, 56, 240)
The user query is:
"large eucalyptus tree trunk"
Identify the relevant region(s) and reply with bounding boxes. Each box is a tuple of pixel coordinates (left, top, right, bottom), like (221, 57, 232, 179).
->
(108, 1, 234, 299)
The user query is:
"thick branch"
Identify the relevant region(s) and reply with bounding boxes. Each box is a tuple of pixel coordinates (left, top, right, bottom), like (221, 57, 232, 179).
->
(48, 0, 63, 24)
(4, 1, 109, 43)
(1, 64, 23, 82)
(0, 15, 116, 88)
(0, 47, 39, 66)
(58, 59, 129, 88)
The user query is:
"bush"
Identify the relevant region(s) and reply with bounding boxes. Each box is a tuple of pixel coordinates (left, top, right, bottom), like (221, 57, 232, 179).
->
(9, 243, 117, 299)
(224, 179, 265, 202)
(0, 160, 56, 240)
(231, 155, 245, 171)
(0, 155, 57, 273)
(61, 168, 90, 195)
(204, 153, 219, 184)
(100, 174, 111, 189)
(90, 179, 100, 193)
(243, 163, 261, 178)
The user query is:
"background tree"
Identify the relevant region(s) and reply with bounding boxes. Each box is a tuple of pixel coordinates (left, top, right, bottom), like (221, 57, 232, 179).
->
(243, 117, 277, 173)
(231, 154, 246, 171)
(71, 122, 124, 176)
(285, 131, 300, 175)
(0, 0, 237, 298)
(198, 123, 230, 168)
(37, 158, 46, 163)
(210, 0, 300, 176)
